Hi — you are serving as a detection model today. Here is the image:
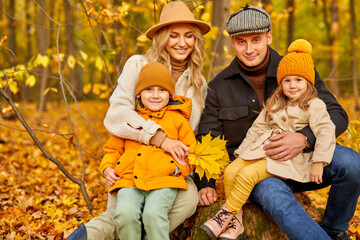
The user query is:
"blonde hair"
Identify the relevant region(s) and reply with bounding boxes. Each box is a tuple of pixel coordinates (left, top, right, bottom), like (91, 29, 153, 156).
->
(264, 81, 318, 117)
(145, 24, 206, 109)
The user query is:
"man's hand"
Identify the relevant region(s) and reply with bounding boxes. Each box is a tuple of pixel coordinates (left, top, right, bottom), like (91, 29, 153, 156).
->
(310, 162, 324, 184)
(198, 187, 217, 206)
(161, 137, 189, 165)
(104, 167, 121, 188)
(263, 132, 307, 162)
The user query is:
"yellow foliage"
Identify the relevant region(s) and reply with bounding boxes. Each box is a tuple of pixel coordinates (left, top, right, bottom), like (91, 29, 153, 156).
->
(8, 80, 18, 94)
(337, 120, 360, 153)
(43, 88, 58, 96)
(206, 26, 219, 40)
(117, 2, 130, 17)
(200, 12, 211, 22)
(188, 133, 229, 180)
(67, 54, 77, 69)
(79, 50, 88, 60)
(83, 83, 110, 99)
(95, 56, 104, 71)
(1, 103, 19, 114)
(83, 84, 92, 95)
(137, 34, 149, 43)
(34, 53, 50, 68)
(25, 75, 36, 87)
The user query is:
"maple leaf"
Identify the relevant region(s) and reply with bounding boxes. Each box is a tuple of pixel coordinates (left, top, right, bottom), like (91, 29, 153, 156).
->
(188, 133, 229, 180)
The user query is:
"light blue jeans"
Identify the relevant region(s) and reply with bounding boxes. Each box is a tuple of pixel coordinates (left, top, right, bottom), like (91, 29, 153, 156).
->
(250, 144, 360, 240)
(115, 187, 178, 240)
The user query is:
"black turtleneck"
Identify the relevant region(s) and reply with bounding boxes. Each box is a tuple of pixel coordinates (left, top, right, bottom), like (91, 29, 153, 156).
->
(237, 49, 270, 106)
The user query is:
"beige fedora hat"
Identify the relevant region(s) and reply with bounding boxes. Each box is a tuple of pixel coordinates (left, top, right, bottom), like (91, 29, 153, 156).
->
(145, 1, 211, 40)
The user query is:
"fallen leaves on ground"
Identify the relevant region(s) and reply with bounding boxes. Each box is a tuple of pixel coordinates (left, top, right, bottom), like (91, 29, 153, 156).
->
(0, 101, 109, 239)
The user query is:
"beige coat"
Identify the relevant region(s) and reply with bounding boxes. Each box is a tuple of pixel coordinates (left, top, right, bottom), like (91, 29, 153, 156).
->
(103, 55, 207, 144)
(234, 98, 336, 183)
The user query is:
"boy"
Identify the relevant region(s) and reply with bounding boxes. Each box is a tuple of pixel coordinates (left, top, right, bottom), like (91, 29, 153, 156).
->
(100, 62, 196, 240)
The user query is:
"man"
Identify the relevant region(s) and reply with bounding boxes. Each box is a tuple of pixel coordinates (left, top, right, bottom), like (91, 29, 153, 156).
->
(195, 4, 360, 240)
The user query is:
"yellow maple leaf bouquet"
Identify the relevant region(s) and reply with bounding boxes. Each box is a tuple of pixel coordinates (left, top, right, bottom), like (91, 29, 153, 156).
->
(188, 133, 230, 180)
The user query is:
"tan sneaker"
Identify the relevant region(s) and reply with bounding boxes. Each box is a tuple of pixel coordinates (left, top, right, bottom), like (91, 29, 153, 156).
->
(218, 210, 246, 240)
(201, 205, 234, 240)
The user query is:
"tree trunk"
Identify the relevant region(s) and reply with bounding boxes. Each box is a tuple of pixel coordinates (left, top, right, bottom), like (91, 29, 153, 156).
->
(321, 0, 332, 83)
(286, 0, 295, 46)
(22, 0, 34, 102)
(0, 0, 3, 21)
(208, 0, 231, 81)
(38, 0, 54, 113)
(65, 0, 82, 100)
(37, 0, 52, 113)
(7, 0, 16, 67)
(349, 0, 359, 110)
(328, 0, 339, 96)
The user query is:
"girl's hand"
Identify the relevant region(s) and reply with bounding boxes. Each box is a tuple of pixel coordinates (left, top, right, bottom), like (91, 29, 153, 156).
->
(310, 162, 324, 184)
(104, 167, 121, 187)
(160, 137, 189, 165)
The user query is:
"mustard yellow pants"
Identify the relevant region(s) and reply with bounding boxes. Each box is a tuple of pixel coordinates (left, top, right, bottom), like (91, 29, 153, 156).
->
(223, 157, 272, 212)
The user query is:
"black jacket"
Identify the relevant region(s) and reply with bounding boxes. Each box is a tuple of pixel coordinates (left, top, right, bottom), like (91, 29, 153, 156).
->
(195, 47, 348, 190)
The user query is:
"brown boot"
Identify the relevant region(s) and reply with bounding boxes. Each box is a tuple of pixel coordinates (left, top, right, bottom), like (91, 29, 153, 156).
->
(201, 205, 234, 240)
(218, 210, 246, 240)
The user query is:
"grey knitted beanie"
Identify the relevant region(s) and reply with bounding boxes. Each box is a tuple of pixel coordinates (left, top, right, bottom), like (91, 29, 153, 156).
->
(226, 4, 271, 36)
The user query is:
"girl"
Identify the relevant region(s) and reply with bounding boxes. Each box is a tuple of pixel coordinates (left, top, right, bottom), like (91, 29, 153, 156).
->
(67, 1, 210, 239)
(201, 39, 336, 240)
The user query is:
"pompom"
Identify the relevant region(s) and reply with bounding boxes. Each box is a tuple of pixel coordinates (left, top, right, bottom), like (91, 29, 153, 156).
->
(287, 39, 312, 54)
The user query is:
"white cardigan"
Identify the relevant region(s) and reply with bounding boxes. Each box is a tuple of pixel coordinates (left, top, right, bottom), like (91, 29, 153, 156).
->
(104, 55, 207, 144)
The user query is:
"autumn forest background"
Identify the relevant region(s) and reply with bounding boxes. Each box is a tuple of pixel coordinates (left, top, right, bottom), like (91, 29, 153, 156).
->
(0, 0, 360, 239)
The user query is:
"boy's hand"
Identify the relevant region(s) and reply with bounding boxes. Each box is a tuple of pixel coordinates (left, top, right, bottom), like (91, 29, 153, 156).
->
(160, 137, 188, 165)
(104, 167, 121, 187)
(310, 162, 324, 184)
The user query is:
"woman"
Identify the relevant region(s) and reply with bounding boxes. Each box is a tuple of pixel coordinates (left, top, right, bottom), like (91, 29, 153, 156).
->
(67, 1, 210, 239)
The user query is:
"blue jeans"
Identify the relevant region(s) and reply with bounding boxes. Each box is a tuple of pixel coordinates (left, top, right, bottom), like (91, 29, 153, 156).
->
(250, 145, 360, 240)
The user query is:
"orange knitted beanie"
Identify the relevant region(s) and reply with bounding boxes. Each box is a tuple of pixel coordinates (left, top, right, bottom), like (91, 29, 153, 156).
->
(277, 39, 315, 85)
(135, 62, 175, 96)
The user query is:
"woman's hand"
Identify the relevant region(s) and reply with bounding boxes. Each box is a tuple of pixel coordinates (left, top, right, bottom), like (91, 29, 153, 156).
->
(103, 167, 121, 187)
(160, 137, 189, 165)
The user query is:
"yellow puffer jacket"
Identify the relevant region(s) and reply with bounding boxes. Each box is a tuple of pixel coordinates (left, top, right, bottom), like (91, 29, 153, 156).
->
(99, 96, 196, 193)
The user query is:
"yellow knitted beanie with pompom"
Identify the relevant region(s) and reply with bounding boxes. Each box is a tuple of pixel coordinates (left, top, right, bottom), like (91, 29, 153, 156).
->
(277, 39, 315, 85)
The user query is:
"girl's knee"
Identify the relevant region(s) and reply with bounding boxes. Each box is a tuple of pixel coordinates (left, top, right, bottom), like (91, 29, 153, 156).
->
(224, 166, 239, 183)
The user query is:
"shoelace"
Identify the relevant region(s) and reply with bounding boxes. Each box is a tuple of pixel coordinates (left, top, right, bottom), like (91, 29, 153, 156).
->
(226, 215, 243, 230)
(210, 208, 233, 227)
